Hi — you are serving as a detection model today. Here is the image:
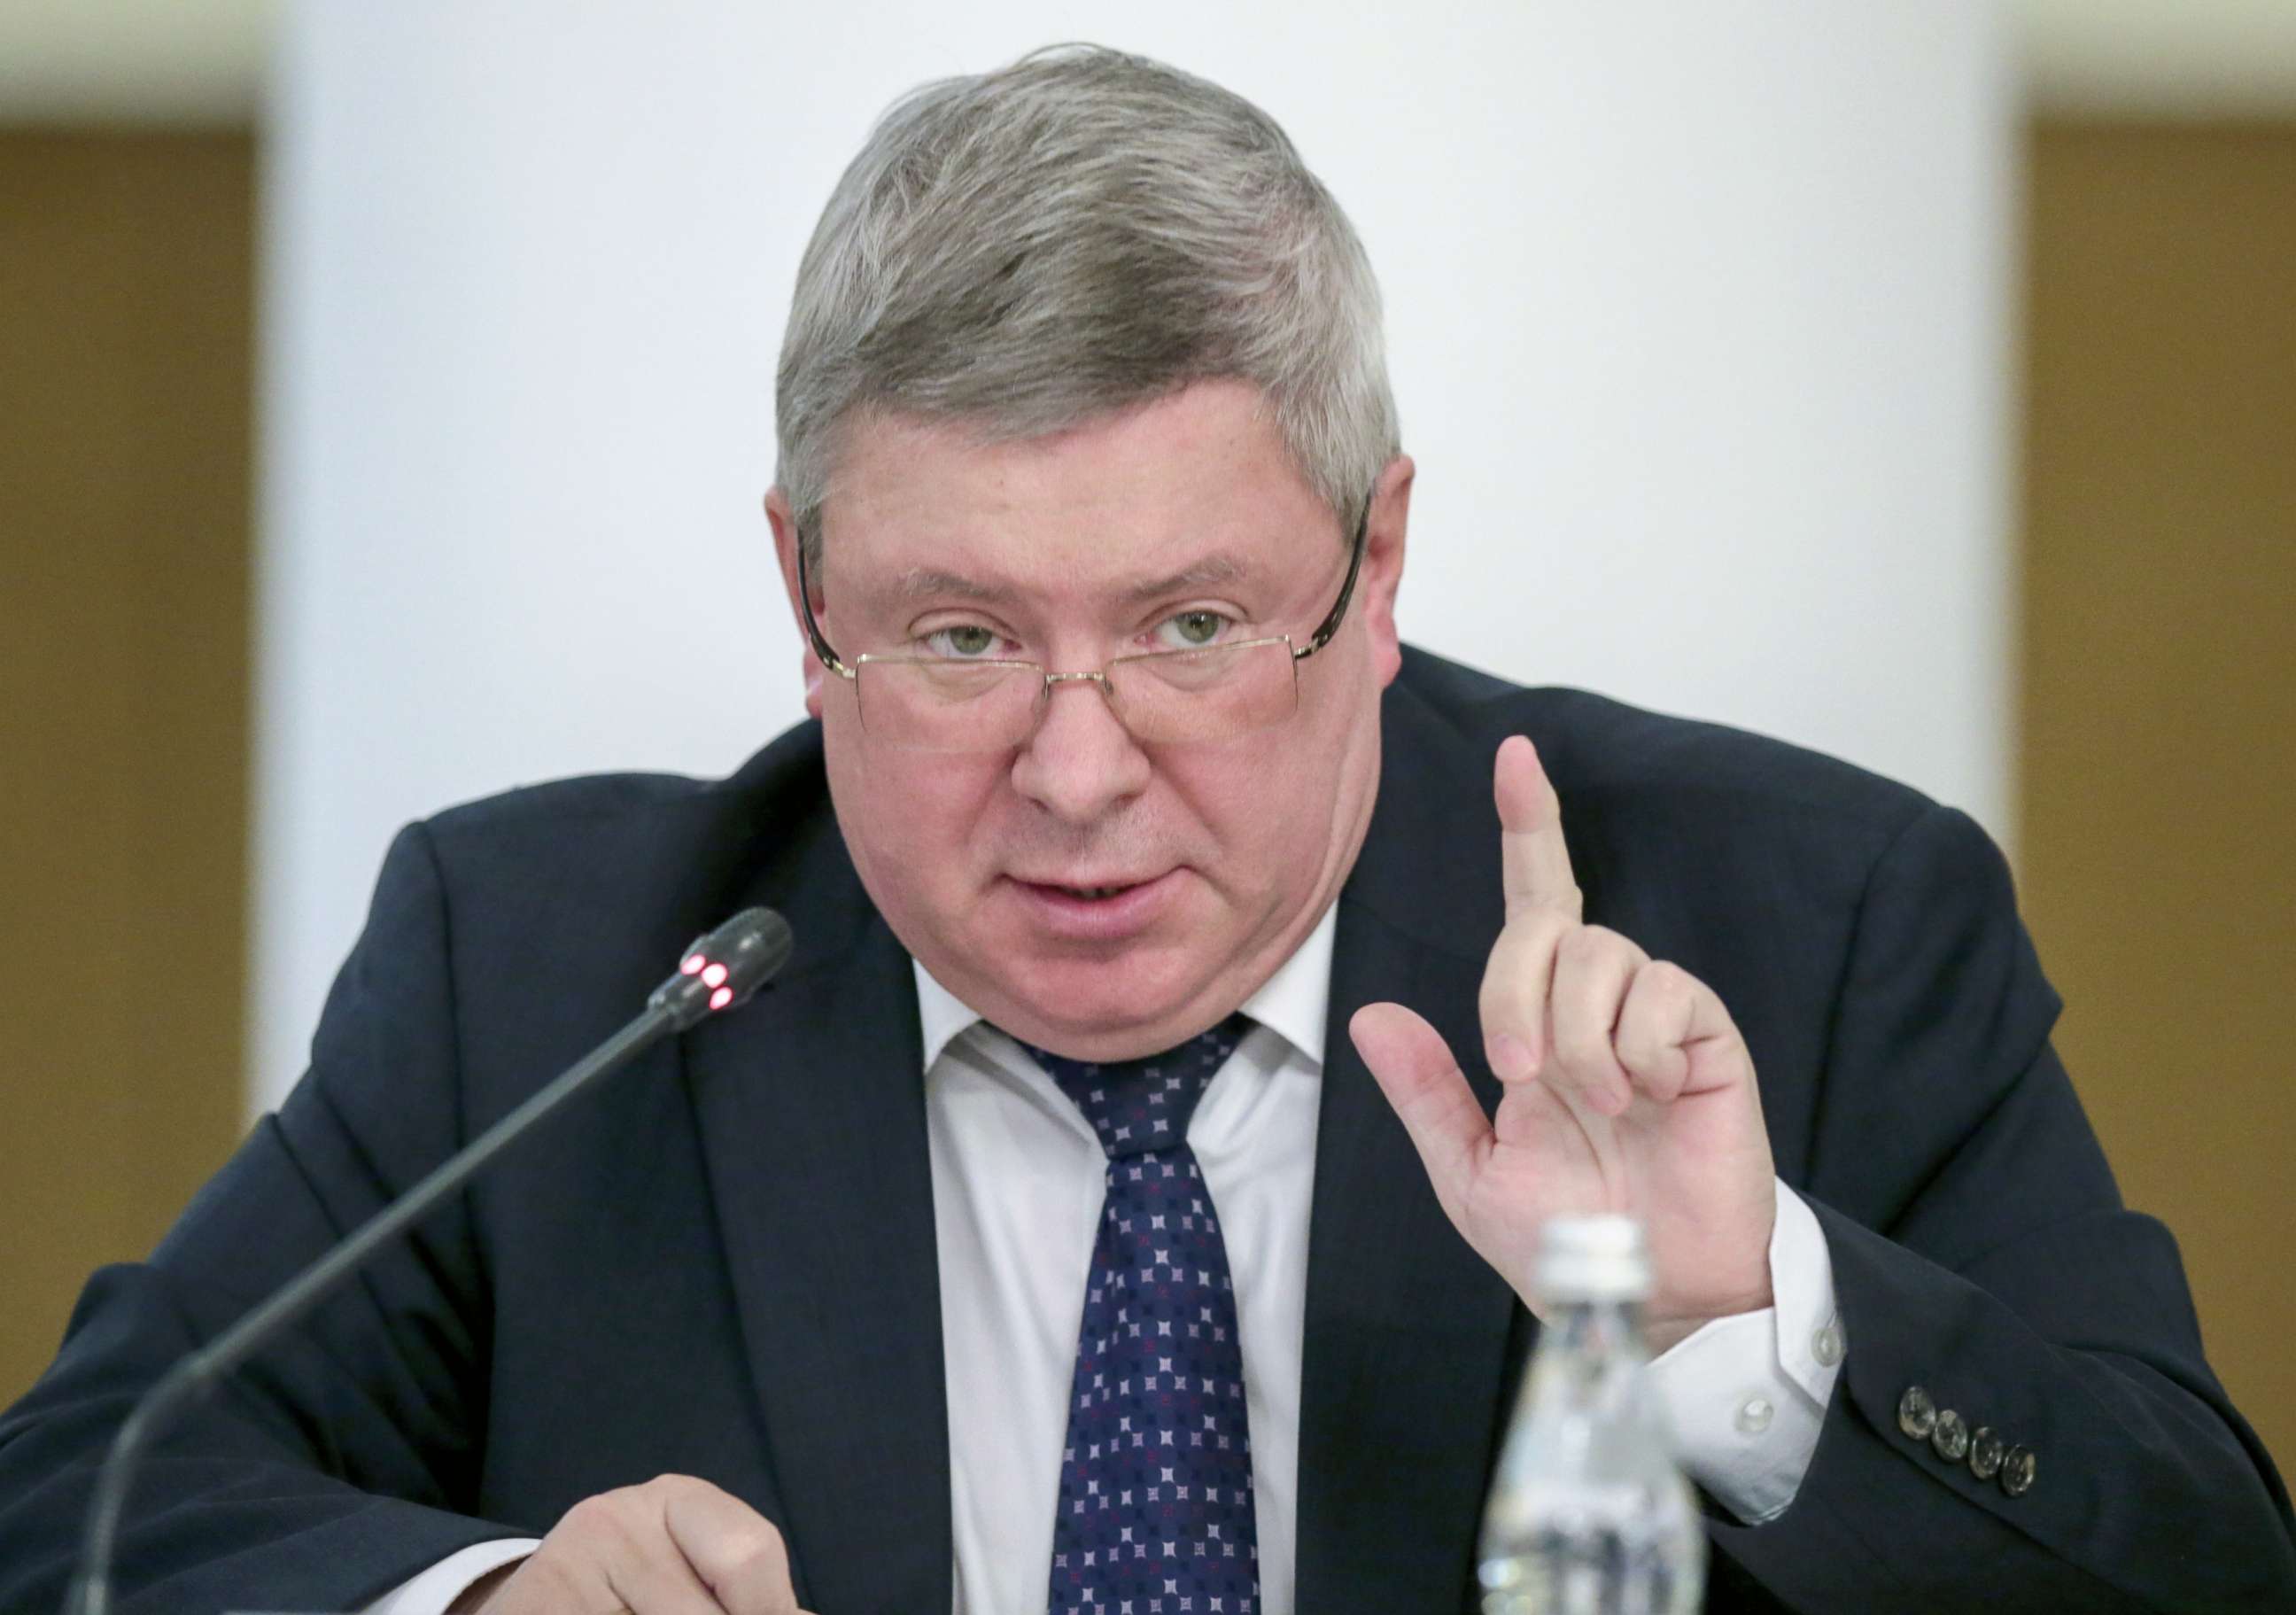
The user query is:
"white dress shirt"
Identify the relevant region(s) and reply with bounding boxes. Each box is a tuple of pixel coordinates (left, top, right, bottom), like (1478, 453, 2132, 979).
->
(373, 903, 1843, 1613)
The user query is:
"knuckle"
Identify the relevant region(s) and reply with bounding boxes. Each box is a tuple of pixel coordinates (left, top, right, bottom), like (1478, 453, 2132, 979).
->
(1645, 959, 1697, 1005)
(558, 1492, 618, 1532)
(1553, 1025, 1614, 1079)
(1559, 923, 1630, 973)
(641, 1471, 718, 1510)
(1616, 1028, 1674, 1081)
(728, 1519, 790, 1577)
(549, 1490, 644, 1559)
(1611, 1006, 1656, 1057)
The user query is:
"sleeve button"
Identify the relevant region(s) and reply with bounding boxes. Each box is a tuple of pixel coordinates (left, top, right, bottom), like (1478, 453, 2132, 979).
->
(1897, 1385, 1936, 1440)
(1967, 1425, 2005, 1481)
(2001, 1444, 2037, 1497)
(1931, 1408, 1970, 1463)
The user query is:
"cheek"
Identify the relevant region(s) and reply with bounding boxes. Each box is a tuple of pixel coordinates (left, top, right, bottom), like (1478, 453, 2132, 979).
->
(824, 719, 1001, 902)
(1274, 648, 1385, 858)
(1167, 708, 1356, 879)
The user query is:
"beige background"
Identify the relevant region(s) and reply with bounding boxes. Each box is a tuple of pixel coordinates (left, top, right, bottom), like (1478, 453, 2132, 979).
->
(0, 132, 251, 1401)
(0, 118, 2288, 1478)
(2020, 120, 2296, 1474)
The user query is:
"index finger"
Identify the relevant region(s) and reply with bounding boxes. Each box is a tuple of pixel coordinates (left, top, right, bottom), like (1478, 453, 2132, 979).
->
(1495, 734, 1581, 922)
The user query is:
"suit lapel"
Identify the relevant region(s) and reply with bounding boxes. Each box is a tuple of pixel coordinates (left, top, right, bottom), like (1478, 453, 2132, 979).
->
(1293, 688, 1529, 1614)
(681, 856, 951, 1612)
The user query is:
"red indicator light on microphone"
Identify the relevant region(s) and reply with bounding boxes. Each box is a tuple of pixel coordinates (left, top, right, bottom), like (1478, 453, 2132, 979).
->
(702, 962, 729, 989)
(710, 985, 733, 1011)
(681, 955, 706, 975)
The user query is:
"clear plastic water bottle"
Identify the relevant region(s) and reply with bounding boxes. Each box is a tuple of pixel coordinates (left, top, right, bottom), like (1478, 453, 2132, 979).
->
(1478, 1215, 1705, 1615)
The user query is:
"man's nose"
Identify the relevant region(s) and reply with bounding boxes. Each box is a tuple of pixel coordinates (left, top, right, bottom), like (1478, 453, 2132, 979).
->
(1008, 673, 1152, 824)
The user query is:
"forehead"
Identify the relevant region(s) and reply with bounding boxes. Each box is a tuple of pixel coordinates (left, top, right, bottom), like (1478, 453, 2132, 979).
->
(820, 381, 1334, 589)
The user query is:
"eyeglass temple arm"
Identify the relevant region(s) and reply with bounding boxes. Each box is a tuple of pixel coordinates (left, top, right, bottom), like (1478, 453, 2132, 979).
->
(1293, 492, 1375, 662)
(793, 529, 855, 679)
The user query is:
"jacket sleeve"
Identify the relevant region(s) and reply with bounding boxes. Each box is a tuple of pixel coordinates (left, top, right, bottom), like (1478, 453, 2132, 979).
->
(0, 823, 524, 1614)
(1709, 803, 2296, 1612)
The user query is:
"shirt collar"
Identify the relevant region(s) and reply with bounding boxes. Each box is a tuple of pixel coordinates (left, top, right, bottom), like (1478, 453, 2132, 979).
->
(913, 900, 1337, 1073)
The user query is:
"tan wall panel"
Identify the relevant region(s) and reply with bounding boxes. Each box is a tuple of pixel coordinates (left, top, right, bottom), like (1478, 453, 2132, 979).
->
(2022, 121, 2296, 1473)
(0, 132, 251, 1404)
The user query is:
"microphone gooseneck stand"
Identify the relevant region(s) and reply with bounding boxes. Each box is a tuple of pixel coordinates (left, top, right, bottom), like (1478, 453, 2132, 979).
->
(67, 907, 795, 1615)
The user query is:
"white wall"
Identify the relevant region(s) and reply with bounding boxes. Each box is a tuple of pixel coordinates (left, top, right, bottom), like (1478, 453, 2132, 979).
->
(254, 1, 2014, 1110)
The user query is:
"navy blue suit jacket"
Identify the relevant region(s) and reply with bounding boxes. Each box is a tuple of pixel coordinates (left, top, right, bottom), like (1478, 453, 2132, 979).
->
(3, 648, 2291, 1612)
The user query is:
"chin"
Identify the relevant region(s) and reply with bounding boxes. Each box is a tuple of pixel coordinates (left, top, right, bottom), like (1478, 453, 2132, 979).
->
(984, 945, 1231, 1059)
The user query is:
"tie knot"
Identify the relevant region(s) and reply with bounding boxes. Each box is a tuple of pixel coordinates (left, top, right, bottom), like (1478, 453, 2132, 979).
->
(1022, 1015, 1251, 1160)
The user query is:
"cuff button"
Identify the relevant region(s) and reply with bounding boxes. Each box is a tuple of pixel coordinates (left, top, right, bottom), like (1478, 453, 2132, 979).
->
(1931, 1408, 1970, 1463)
(1967, 1425, 2005, 1481)
(1897, 1385, 1937, 1441)
(2001, 1444, 2036, 1497)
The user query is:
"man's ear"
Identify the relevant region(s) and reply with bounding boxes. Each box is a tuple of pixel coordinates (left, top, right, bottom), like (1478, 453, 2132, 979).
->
(764, 488, 827, 720)
(1361, 454, 1414, 689)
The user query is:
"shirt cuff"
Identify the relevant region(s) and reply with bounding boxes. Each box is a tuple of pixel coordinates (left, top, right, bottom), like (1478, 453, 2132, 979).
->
(1646, 1177, 1843, 1524)
(360, 1539, 541, 1615)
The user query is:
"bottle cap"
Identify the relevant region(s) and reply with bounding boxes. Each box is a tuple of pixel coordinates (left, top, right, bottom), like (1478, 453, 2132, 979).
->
(1533, 1214, 1652, 1302)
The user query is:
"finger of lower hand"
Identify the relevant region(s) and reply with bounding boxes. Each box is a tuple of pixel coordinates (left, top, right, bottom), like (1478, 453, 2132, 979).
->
(1547, 926, 1647, 1115)
(605, 1551, 728, 1615)
(499, 1492, 723, 1615)
(658, 1479, 800, 1615)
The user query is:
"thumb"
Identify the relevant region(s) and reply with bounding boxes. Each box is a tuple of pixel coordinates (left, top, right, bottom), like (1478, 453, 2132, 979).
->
(1350, 1003, 1492, 1227)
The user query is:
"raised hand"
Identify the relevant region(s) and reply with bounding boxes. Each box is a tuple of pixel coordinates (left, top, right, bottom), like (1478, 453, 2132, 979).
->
(1349, 734, 1778, 1351)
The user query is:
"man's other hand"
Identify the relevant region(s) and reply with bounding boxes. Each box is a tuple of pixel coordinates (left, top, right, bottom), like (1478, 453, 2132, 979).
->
(456, 1475, 810, 1615)
(1350, 734, 1779, 1353)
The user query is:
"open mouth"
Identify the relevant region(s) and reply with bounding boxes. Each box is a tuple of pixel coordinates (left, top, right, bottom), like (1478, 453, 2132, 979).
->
(1010, 871, 1175, 938)
(1015, 873, 1167, 902)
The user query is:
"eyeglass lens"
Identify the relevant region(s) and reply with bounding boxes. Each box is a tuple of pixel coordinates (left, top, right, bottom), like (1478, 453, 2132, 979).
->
(855, 638, 1300, 751)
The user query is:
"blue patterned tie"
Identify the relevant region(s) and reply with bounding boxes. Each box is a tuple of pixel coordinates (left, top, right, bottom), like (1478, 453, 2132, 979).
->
(1022, 1016, 1261, 1615)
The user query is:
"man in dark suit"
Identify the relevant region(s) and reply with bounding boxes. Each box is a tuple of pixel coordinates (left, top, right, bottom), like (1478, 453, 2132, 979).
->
(4, 43, 2292, 1615)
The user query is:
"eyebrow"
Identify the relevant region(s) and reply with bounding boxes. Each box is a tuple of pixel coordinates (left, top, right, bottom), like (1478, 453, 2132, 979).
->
(885, 552, 1253, 608)
(886, 567, 1013, 606)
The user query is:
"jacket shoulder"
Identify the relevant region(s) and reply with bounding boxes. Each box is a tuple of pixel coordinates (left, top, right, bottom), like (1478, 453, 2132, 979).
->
(376, 720, 844, 1013)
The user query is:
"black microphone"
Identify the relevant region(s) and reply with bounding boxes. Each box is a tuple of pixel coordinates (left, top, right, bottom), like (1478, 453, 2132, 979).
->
(67, 907, 795, 1615)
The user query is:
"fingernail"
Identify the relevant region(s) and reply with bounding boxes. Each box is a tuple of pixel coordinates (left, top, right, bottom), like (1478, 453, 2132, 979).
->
(1488, 1034, 1533, 1080)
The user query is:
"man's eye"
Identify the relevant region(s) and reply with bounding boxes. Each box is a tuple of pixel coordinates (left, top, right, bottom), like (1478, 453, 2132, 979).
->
(1154, 610, 1232, 650)
(925, 625, 1003, 658)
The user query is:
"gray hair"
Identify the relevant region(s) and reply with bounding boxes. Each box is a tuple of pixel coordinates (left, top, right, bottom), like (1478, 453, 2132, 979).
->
(775, 44, 1399, 569)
